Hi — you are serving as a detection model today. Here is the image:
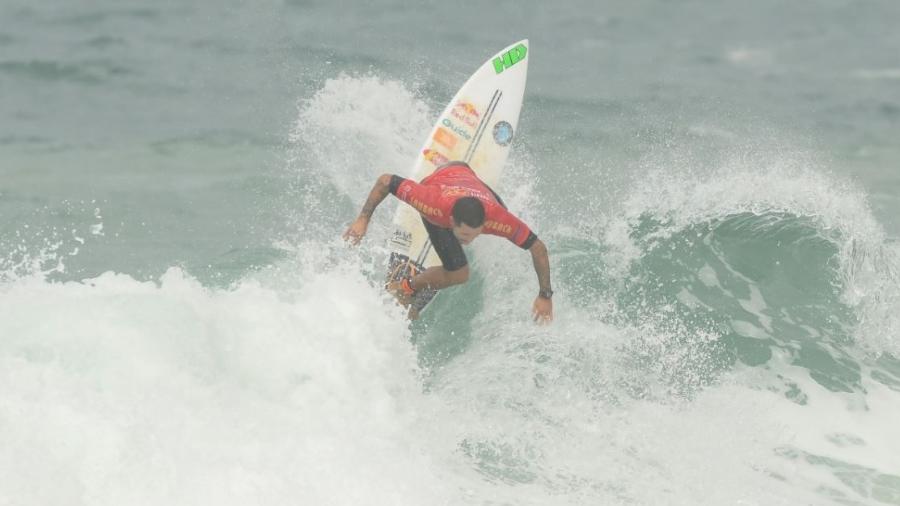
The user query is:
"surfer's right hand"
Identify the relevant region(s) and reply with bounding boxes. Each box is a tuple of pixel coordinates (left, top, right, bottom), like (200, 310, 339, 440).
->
(343, 216, 369, 245)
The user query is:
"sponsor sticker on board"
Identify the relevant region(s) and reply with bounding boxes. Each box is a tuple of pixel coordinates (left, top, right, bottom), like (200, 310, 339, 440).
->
(492, 121, 514, 146)
(433, 127, 458, 149)
(422, 149, 449, 166)
(441, 118, 472, 140)
(390, 229, 413, 248)
(451, 102, 480, 129)
(492, 43, 527, 74)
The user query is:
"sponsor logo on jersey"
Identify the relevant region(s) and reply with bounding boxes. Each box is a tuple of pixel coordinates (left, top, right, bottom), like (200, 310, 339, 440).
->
(483, 220, 513, 235)
(409, 197, 444, 218)
(441, 187, 471, 198)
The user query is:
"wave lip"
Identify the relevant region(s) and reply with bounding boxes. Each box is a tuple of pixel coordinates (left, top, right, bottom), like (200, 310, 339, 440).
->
(607, 157, 899, 357)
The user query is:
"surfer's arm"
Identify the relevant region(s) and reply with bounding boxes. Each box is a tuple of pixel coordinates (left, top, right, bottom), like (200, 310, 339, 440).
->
(529, 239, 551, 293)
(360, 174, 396, 219)
(528, 238, 554, 324)
(488, 208, 553, 323)
(343, 173, 396, 244)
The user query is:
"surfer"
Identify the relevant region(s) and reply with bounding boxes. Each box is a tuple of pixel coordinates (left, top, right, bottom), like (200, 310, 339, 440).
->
(343, 161, 553, 323)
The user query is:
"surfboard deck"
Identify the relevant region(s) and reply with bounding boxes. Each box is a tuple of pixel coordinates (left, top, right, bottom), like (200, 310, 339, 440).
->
(387, 40, 529, 314)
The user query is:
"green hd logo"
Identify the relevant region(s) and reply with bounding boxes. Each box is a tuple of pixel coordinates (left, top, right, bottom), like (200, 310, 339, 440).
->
(492, 43, 527, 74)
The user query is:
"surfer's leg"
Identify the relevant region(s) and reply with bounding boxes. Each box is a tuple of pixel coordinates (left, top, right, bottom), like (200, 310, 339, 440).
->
(386, 265, 467, 305)
(419, 218, 468, 289)
(413, 264, 469, 290)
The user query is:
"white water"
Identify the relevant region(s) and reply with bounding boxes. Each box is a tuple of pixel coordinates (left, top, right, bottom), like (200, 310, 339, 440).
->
(3, 262, 898, 505)
(0, 265, 451, 506)
(3, 75, 899, 506)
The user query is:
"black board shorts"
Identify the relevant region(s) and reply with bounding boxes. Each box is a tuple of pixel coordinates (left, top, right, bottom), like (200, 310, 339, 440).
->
(422, 184, 507, 273)
(421, 218, 466, 272)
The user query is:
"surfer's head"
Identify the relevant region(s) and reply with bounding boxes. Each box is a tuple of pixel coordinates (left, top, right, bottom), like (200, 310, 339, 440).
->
(451, 197, 485, 245)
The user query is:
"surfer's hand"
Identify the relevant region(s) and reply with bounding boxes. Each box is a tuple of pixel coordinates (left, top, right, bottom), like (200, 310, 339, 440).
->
(532, 296, 553, 324)
(343, 216, 369, 245)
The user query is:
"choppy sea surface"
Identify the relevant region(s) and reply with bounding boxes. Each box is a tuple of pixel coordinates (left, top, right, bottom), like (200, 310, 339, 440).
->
(2, 1, 900, 504)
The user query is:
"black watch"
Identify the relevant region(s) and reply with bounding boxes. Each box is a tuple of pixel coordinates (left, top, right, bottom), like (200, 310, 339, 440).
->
(538, 288, 553, 299)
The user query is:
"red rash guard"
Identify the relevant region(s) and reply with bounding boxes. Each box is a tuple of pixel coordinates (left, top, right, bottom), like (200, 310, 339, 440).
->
(389, 163, 537, 249)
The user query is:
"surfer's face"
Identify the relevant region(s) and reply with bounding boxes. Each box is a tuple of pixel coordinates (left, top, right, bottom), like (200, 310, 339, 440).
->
(452, 222, 483, 245)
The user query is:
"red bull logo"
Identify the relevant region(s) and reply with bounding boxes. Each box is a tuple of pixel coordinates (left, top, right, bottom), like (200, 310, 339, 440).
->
(422, 149, 449, 166)
(451, 101, 480, 129)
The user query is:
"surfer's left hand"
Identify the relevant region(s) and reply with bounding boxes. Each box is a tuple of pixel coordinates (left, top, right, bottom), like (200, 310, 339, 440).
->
(532, 297, 553, 324)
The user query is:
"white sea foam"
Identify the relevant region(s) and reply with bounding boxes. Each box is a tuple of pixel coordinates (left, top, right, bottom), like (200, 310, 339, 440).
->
(3, 258, 898, 505)
(290, 74, 432, 204)
(0, 266, 453, 506)
(426, 301, 900, 505)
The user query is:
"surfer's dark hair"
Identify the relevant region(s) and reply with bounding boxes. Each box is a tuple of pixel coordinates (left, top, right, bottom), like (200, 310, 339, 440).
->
(452, 197, 485, 228)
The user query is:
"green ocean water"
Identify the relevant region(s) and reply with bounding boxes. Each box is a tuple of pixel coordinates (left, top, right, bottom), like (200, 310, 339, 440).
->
(2, 1, 900, 505)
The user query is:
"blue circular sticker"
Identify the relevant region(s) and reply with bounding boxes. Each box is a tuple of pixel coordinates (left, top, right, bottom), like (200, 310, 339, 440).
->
(492, 121, 514, 146)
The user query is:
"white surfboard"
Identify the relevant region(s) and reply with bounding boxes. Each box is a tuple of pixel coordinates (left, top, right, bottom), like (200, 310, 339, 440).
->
(387, 40, 529, 313)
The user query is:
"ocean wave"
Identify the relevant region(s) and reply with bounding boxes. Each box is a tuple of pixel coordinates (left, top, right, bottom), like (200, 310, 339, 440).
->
(5, 73, 899, 506)
(601, 160, 899, 358)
